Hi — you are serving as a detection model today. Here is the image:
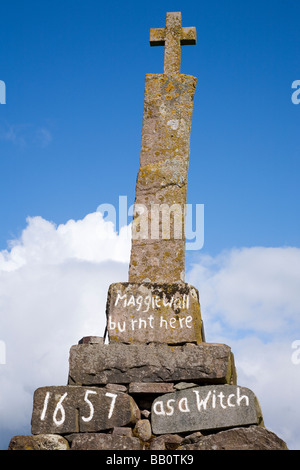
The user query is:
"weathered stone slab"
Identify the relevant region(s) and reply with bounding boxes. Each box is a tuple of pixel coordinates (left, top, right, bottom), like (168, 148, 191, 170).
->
(104, 383, 128, 393)
(8, 434, 70, 450)
(106, 282, 203, 344)
(70, 433, 143, 450)
(68, 342, 236, 385)
(31, 386, 140, 435)
(174, 382, 197, 390)
(151, 385, 263, 435)
(129, 382, 175, 395)
(179, 425, 289, 450)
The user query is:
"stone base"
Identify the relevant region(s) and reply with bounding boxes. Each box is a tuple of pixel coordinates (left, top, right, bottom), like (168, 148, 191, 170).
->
(8, 425, 288, 451)
(8, 337, 288, 451)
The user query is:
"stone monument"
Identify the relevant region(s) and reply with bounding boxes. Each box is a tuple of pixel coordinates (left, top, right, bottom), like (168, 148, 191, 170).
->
(8, 12, 288, 451)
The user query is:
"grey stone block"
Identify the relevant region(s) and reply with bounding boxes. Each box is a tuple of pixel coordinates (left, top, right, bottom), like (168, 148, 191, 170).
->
(31, 385, 140, 435)
(8, 434, 70, 450)
(151, 384, 263, 434)
(68, 342, 236, 385)
(179, 425, 289, 450)
(70, 433, 143, 450)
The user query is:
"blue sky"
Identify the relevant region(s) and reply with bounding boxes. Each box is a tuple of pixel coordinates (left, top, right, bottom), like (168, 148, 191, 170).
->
(0, 0, 300, 450)
(1, 0, 299, 254)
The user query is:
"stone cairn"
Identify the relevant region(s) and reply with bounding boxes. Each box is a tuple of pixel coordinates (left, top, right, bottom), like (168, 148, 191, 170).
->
(9, 12, 288, 451)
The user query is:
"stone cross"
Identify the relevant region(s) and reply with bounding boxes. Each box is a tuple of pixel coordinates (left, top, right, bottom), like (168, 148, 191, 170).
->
(105, 13, 204, 346)
(128, 12, 197, 284)
(150, 12, 196, 74)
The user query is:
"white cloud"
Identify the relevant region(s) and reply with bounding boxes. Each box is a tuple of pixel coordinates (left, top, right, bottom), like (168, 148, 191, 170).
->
(33, 128, 52, 148)
(0, 121, 53, 148)
(187, 247, 300, 450)
(231, 337, 300, 450)
(0, 219, 299, 450)
(187, 247, 300, 339)
(0, 213, 130, 272)
(0, 212, 131, 448)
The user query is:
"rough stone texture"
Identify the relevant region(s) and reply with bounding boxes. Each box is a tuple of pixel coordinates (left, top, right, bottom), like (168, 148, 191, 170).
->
(181, 431, 203, 444)
(105, 383, 128, 393)
(70, 433, 143, 450)
(129, 382, 175, 395)
(78, 336, 104, 345)
(112, 427, 133, 437)
(151, 385, 263, 435)
(106, 282, 203, 344)
(174, 381, 198, 390)
(179, 425, 289, 450)
(149, 434, 183, 450)
(133, 419, 152, 442)
(31, 386, 140, 435)
(128, 73, 197, 284)
(68, 342, 236, 386)
(8, 434, 70, 450)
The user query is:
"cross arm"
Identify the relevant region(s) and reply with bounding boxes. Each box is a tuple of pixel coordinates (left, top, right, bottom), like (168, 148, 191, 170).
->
(149, 13, 197, 73)
(150, 26, 196, 47)
(181, 27, 196, 45)
(150, 28, 165, 46)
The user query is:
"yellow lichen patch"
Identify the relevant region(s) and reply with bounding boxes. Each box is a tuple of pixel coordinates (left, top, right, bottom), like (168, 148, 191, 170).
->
(166, 82, 175, 93)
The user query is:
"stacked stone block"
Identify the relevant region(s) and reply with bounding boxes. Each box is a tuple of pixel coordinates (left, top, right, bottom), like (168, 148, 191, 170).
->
(9, 286, 288, 450)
